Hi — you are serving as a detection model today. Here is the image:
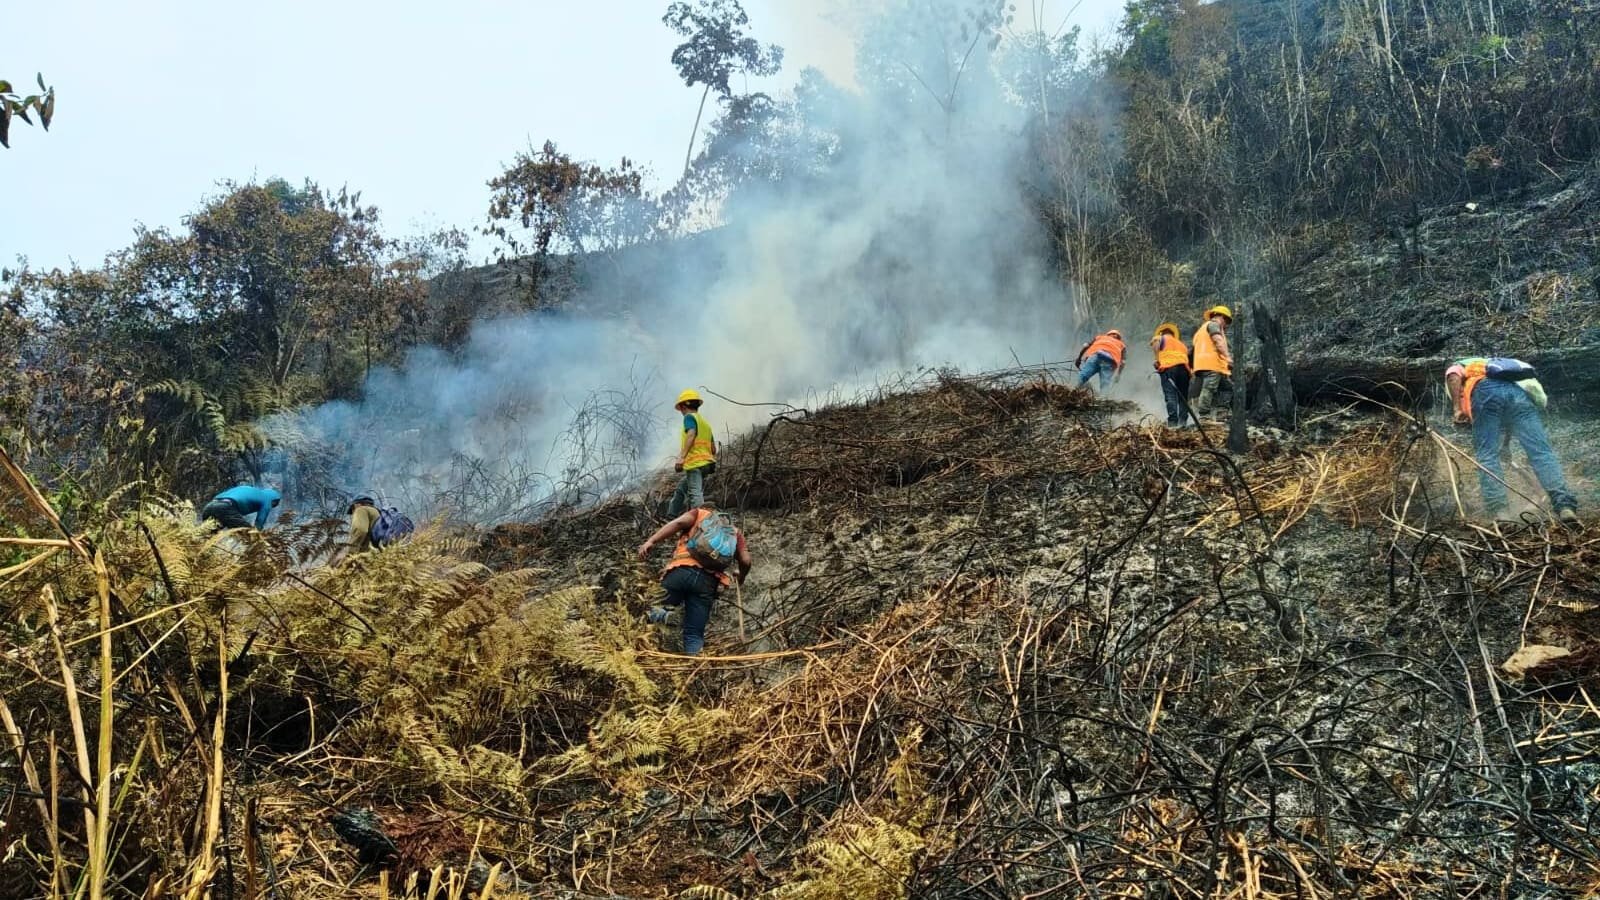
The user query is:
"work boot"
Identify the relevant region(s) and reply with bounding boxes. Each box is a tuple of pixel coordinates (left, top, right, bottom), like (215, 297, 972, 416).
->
(1559, 507, 1581, 528)
(646, 606, 673, 624)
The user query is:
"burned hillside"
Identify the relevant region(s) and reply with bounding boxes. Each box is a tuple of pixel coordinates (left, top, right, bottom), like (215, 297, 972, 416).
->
(8, 369, 1598, 897)
(11, 0, 1600, 896)
(462, 373, 1600, 897)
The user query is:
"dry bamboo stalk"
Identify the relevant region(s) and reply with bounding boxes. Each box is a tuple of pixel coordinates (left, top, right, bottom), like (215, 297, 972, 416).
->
(91, 552, 115, 900)
(1284, 850, 1324, 900)
(0, 695, 61, 870)
(64, 594, 210, 648)
(636, 641, 842, 664)
(734, 579, 747, 642)
(49, 734, 62, 898)
(0, 443, 91, 559)
(44, 586, 99, 862)
(186, 611, 230, 900)
(0, 536, 74, 547)
(242, 797, 262, 900)
(0, 547, 58, 581)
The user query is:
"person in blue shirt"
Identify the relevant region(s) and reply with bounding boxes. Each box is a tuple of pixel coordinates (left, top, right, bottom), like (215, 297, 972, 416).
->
(202, 484, 282, 530)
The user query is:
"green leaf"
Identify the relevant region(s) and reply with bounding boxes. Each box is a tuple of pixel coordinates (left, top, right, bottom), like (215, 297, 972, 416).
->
(36, 72, 45, 91)
(0, 81, 11, 94)
(40, 93, 53, 130)
(0, 104, 9, 148)
(14, 107, 30, 126)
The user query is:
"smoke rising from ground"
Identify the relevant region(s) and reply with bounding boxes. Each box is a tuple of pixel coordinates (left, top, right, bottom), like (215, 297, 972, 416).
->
(271, 0, 1132, 522)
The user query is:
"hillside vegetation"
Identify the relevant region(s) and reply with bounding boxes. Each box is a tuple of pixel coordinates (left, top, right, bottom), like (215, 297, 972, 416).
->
(5, 0, 1600, 897)
(5, 371, 1600, 897)
(7, 0, 1599, 508)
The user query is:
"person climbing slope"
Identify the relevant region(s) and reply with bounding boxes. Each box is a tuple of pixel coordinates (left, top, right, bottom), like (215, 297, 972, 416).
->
(1150, 323, 1192, 427)
(667, 388, 717, 517)
(1190, 305, 1233, 417)
(333, 496, 415, 565)
(200, 483, 281, 530)
(1445, 357, 1579, 526)
(346, 497, 380, 554)
(1075, 329, 1126, 392)
(637, 504, 752, 655)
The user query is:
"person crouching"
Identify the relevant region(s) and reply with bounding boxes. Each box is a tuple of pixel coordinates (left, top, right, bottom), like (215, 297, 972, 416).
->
(201, 483, 281, 530)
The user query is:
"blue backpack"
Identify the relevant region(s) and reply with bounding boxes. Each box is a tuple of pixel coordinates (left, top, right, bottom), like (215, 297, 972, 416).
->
(370, 506, 415, 548)
(685, 511, 739, 571)
(1485, 357, 1537, 381)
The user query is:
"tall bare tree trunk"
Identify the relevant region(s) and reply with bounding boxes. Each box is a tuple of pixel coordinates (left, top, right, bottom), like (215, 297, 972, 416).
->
(683, 83, 712, 177)
(1252, 299, 1297, 429)
(1228, 308, 1250, 454)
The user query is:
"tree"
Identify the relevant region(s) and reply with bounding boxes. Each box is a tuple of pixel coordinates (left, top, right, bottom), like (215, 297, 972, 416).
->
(662, 0, 784, 176)
(673, 70, 842, 197)
(8, 179, 433, 495)
(998, 26, 1082, 127)
(486, 141, 659, 259)
(172, 180, 426, 393)
(0, 73, 54, 148)
(485, 141, 663, 310)
(1117, 0, 1180, 74)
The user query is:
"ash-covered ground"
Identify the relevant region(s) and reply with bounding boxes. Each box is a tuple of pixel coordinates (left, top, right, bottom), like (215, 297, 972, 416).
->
(468, 368, 1600, 898)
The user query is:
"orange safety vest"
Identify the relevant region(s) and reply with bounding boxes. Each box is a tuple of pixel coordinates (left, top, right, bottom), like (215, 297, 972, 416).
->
(1154, 334, 1190, 372)
(1083, 334, 1126, 367)
(1192, 320, 1230, 375)
(1456, 359, 1488, 421)
(664, 508, 736, 586)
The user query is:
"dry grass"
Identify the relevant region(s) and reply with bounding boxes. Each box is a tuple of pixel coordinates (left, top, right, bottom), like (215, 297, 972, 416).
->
(6, 369, 1600, 898)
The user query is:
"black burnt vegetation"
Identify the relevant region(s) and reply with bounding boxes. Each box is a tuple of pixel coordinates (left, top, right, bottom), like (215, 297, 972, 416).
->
(5, 0, 1600, 897)
(6, 371, 1600, 897)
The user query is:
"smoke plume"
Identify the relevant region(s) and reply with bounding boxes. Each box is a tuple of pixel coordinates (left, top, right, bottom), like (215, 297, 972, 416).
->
(270, 0, 1138, 522)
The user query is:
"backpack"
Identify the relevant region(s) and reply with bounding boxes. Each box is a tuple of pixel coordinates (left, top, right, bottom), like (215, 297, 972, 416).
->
(370, 506, 414, 548)
(684, 511, 739, 572)
(1484, 357, 1537, 381)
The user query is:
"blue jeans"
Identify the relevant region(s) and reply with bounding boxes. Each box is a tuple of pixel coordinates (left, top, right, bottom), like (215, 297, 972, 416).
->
(661, 566, 718, 655)
(1077, 352, 1115, 390)
(666, 466, 708, 517)
(1159, 367, 1191, 426)
(1471, 378, 1576, 513)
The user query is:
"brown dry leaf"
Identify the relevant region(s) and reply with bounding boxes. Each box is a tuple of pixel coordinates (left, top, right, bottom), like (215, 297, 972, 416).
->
(1503, 645, 1573, 680)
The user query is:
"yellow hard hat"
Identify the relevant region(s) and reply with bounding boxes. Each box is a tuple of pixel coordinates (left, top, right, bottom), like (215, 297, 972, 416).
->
(675, 388, 702, 407)
(1155, 322, 1179, 337)
(1208, 305, 1233, 321)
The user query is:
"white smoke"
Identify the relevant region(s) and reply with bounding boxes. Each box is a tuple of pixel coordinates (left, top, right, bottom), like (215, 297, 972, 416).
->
(269, 0, 1146, 522)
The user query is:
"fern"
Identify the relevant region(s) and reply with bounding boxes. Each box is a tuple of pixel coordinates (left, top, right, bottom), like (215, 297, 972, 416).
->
(768, 817, 925, 900)
(683, 887, 742, 900)
(542, 703, 736, 798)
(0, 487, 697, 888)
(765, 726, 939, 900)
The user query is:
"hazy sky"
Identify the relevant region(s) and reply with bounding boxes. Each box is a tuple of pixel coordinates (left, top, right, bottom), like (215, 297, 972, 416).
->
(3, 0, 1123, 272)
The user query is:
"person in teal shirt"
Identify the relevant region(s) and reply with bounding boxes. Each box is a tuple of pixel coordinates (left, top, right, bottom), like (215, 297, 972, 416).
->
(202, 484, 282, 530)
